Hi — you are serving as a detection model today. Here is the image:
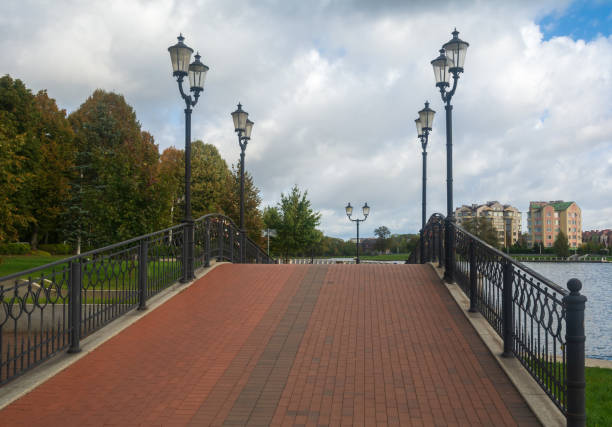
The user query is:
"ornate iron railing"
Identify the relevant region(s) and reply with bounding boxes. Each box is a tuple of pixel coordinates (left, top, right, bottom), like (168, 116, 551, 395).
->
(413, 213, 586, 423)
(0, 213, 273, 385)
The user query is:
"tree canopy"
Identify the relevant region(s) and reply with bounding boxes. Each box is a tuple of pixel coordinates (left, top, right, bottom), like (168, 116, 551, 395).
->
(0, 75, 266, 254)
(462, 216, 499, 248)
(263, 186, 321, 260)
(553, 231, 570, 257)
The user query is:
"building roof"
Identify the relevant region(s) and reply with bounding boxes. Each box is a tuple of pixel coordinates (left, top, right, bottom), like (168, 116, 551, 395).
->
(529, 201, 575, 212)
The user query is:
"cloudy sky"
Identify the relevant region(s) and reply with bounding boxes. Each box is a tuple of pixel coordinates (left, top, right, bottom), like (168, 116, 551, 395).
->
(2, 0, 611, 239)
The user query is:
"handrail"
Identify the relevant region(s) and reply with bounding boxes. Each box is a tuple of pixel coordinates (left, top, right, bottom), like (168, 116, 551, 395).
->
(412, 212, 586, 421)
(0, 213, 273, 386)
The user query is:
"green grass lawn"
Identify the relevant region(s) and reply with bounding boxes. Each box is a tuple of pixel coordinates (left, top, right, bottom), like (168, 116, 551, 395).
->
(586, 366, 612, 425)
(0, 254, 67, 277)
(359, 253, 410, 261)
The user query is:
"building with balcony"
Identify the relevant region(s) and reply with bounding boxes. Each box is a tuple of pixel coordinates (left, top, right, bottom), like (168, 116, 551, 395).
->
(527, 201, 582, 248)
(455, 201, 521, 248)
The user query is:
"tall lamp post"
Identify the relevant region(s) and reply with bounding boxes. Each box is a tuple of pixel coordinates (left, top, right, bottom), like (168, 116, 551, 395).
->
(231, 103, 254, 261)
(168, 34, 209, 282)
(415, 101, 435, 264)
(430, 29, 468, 283)
(345, 202, 370, 264)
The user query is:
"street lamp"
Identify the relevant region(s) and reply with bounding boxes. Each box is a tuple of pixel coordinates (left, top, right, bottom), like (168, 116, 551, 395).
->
(168, 34, 209, 282)
(431, 28, 468, 282)
(231, 103, 253, 262)
(415, 101, 435, 264)
(345, 202, 370, 264)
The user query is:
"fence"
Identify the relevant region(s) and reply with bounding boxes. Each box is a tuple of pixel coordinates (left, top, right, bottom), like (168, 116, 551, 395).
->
(411, 213, 586, 425)
(0, 213, 273, 386)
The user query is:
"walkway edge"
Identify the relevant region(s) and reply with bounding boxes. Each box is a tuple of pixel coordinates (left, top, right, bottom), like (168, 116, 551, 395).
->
(0, 261, 227, 411)
(427, 263, 565, 427)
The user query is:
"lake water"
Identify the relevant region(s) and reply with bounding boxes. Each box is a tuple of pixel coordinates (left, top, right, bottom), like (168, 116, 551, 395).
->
(523, 262, 612, 361)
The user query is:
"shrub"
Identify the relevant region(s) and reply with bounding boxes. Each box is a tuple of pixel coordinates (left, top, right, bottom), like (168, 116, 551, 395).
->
(0, 242, 31, 255)
(38, 243, 73, 255)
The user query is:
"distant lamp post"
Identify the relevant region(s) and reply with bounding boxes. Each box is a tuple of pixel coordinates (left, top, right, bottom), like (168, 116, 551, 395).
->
(415, 101, 435, 264)
(345, 202, 370, 264)
(431, 28, 468, 283)
(231, 103, 253, 261)
(168, 33, 209, 283)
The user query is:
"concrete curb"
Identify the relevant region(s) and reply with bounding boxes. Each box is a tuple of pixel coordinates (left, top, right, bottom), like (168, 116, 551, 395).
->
(0, 261, 227, 411)
(427, 263, 565, 427)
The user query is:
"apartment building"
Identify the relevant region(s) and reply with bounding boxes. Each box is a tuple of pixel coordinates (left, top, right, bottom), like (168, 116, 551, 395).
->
(527, 201, 582, 248)
(455, 201, 522, 247)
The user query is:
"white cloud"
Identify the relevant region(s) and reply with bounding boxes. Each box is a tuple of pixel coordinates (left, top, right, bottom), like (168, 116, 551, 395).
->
(1, 0, 610, 239)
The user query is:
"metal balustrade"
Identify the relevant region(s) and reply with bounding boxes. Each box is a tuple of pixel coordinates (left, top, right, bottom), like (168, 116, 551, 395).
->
(412, 213, 586, 423)
(0, 213, 273, 386)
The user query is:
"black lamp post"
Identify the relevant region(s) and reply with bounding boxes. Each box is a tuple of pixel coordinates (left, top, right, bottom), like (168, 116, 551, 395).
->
(231, 103, 253, 261)
(415, 101, 435, 264)
(431, 29, 468, 282)
(345, 202, 370, 264)
(168, 34, 209, 282)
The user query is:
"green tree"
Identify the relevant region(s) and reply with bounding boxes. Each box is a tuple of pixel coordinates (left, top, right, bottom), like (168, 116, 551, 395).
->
(553, 231, 570, 257)
(374, 226, 391, 252)
(158, 146, 185, 227)
(222, 162, 264, 244)
(263, 186, 321, 260)
(68, 89, 162, 248)
(190, 141, 232, 218)
(27, 90, 75, 248)
(463, 216, 499, 248)
(0, 75, 37, 242)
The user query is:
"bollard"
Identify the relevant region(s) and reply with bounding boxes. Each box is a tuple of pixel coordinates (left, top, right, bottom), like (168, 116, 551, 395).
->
(138, 239, 148, 310)
(502, 260, 514, 357)
(564, 278, 587, 427)
(468, 240, 477, 313)
(68, 260, 82, 354)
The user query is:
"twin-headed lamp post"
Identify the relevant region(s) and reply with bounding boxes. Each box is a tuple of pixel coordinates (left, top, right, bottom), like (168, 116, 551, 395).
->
(231, 103, 254, 260)
(168, 34, 209, 282)
(430, 29, 468, 282)
(345, 202, 370, 264)
(231, 104, 254, 230)
(415, 102, 435, 264)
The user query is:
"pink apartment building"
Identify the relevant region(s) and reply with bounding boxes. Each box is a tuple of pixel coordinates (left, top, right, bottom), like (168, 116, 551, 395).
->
(527, 201, 582, 248)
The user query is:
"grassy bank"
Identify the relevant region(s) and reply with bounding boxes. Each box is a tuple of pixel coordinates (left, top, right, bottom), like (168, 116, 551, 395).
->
(359, 253, 410, 261)
(586, 366, 612, 425)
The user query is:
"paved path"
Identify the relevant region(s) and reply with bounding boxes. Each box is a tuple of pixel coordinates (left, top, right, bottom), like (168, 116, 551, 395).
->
(0, 264, 539, 426)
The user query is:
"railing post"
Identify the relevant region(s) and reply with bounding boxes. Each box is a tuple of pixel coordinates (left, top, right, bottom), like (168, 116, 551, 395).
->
(205, 219, 211, 268)
(564, 278, 587, 427)
(420, 229, 425, 264)
(182, 222, 195, 282)
(68, 260, 82, 354)
(469, 240, 477, 313)
(438, 223, 443, 268)
(444, 218, 455, 283)
(217, 220, 223, 261)
(138, 239, 148, 311)
(230, 229, 235, 262)
(502, 260, 514, 357)
(241, 230, 246, 263)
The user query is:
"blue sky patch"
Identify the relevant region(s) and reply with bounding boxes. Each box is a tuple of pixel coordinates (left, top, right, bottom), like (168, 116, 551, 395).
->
(538, 0, 612, 41)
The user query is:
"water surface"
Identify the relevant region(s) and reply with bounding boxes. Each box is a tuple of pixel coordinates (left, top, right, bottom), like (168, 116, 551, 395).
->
(523, 262, 612, 360)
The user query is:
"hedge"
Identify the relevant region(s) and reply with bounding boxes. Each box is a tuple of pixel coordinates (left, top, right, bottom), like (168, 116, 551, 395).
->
(38, 243, 73, 255)
(0, 242, 31, 255)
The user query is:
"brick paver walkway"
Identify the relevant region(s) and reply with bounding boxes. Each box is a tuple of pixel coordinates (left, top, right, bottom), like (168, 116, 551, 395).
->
(0, 264, 539, 426)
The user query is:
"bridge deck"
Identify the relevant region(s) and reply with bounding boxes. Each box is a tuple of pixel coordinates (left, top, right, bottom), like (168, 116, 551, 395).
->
(0, 264, 538, 426)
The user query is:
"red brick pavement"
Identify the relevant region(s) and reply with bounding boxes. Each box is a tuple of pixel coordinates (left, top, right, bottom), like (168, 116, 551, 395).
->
(0, 264, 539, 426)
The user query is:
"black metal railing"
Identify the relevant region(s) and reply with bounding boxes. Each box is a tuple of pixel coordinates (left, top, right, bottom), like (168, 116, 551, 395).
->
(0, 213, 273, 386)
(413, 213, 586, 424)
